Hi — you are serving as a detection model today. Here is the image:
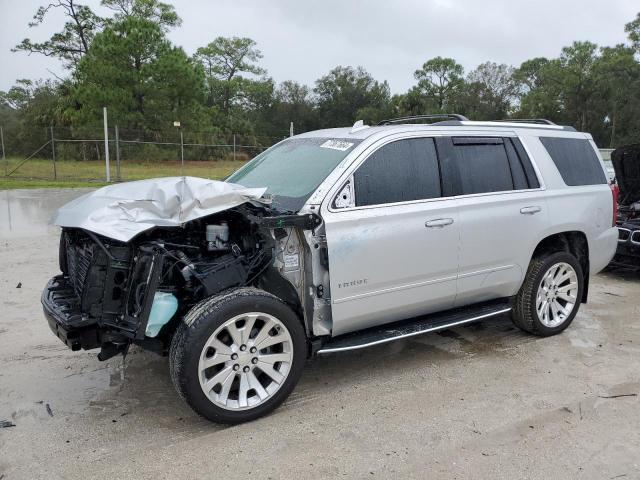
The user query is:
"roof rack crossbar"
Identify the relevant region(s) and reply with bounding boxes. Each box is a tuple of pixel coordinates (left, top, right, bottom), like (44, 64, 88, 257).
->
(494, 118, 556, 125)
(377, 114, 469, 126)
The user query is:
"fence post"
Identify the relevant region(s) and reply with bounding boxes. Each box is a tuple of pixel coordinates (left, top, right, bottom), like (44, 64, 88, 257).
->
(233, 134, 236, 161)
(50, 126, 57, 180)
(290, 122, 294, 137)
(115, 125, 121, 181)
(1, 126, 6, 176)
(180, 129, 184, 176)
(103, 107, 111, 182)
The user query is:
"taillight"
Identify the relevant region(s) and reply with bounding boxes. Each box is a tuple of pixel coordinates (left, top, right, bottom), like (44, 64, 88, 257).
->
(610, 182, 619, 226)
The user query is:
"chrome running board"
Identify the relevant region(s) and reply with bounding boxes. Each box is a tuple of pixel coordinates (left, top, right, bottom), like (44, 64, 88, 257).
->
(317, 300, 512, 354)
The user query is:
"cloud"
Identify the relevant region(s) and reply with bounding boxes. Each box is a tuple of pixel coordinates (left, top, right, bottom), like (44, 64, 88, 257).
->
(1, 0, 638, 93)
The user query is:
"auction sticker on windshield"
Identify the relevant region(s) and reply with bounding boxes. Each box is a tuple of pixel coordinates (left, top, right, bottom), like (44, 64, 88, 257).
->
(320, 139, 354, 151)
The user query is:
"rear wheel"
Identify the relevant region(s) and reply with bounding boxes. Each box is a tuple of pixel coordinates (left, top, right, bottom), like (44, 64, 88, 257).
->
(169, 288, 307, 424)
(512, 251, 584, 336)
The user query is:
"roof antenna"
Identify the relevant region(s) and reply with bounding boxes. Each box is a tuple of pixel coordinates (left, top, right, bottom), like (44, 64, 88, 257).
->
(350, 120, 368, 133)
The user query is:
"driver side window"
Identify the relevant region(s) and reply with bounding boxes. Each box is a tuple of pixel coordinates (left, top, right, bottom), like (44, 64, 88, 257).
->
(352, 137, 441, 207)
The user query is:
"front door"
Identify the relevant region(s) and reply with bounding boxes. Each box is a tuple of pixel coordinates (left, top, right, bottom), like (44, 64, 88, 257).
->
(321, 137, 461, 336)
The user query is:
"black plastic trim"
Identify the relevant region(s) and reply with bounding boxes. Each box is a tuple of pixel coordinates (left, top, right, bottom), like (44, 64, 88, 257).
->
(258, 213, 322, 230)
(378, 114, 469, 125)
(42, 275, 101, 351)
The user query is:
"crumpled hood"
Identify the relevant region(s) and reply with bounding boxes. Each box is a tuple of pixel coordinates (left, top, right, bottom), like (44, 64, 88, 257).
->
(612, 144, 640, 205)
(53, 176, 268, 242)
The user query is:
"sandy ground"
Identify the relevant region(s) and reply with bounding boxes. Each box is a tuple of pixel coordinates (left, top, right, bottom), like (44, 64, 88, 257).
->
(1, 188, 639, 480)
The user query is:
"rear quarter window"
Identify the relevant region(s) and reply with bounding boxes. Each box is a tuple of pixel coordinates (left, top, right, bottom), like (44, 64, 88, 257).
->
(539, 137, 607, 186)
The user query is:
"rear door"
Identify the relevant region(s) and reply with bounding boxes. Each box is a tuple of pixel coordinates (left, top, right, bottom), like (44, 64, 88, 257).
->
(438, 136, 549, 305)
(321, 136, 461, 336)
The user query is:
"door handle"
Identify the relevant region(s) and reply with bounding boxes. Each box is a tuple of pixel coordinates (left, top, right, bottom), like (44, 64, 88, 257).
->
(520, 206, 542, 215)
(425, 218, 454, 228)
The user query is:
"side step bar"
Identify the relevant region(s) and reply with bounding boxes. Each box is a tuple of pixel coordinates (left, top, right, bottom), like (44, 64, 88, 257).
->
(317, 299, 512, 354)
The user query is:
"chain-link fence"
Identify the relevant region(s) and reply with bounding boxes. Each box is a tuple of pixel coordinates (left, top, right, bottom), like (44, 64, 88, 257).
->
(1, 123, 287, 183)
(2, 126, 616, 185)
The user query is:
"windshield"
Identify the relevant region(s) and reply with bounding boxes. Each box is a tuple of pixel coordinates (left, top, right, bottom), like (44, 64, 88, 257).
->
(227, 137, 361, 212)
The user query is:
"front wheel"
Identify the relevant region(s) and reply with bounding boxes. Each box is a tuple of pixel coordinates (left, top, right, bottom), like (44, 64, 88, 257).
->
(512, 251, 584, 336)
(169, 288, 307, 424)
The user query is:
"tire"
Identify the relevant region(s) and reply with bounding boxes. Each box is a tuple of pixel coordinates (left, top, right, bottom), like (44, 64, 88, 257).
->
(169, 287, 307, 424)
(512, 251, 584, 336)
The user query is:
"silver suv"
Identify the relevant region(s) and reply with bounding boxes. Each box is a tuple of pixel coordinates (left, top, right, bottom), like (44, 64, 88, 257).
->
(43, 115, 618, 423)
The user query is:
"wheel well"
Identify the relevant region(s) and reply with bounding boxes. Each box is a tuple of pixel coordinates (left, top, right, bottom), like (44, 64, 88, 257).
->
(531, 231, 590, 303)
(256, 267, 306, 331)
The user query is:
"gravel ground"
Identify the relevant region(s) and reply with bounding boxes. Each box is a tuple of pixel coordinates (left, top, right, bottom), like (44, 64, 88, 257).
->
(1, 188, 639, 480)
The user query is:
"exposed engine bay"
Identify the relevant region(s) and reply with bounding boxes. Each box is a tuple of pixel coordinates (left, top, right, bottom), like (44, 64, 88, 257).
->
(44, 200, 327, 361)
(611, 145, 640, 268)
(47, 207, 267, 357)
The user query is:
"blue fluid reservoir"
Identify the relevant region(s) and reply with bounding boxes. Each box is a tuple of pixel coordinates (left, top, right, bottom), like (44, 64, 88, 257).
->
(146, 292, 178, 337)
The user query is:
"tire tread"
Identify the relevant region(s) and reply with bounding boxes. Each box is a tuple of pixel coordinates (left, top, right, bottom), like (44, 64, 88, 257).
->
(512, 251, 583, 336)
(169, 287, 306, 423)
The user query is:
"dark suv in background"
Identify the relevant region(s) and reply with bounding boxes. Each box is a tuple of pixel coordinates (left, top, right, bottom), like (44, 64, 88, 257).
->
(611, 144, 640, 268)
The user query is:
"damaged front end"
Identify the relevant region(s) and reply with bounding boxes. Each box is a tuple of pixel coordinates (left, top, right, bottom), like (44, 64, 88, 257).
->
(44, 208, 273, 360)
(611, 145, 640, 268)
(42, 177, 324, 360)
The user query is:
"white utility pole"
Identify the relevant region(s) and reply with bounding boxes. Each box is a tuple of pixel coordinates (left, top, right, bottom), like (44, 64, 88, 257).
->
(180, 130, 184, 176)
(1, 126, 6, 176)
(50, 126, 57, 180)
(103, 107, 111, 182)
(115, 125, 121, 181)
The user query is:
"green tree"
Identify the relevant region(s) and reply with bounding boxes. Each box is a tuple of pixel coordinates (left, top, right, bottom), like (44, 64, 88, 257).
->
(0, 79, 67, 155)
(272, 81, 319, 134)
(0, 79, 64, 125)
(557, 41, 600, 131)
(514, 42, 601, 131)
(513, 57, 563, 121)
(13, 0, 103, 69)
(101, 0, 181, 31)
(514, 57, 550, 91)
(625, 12, 640, 53)
(413, 57, 465, 112)
(594, 45, 640, 146)
(513, 57, 559, 119)
(462, 62, 519, 119)
(72, 16, 205, 131)
(391, 89, 429, 117)
(194, 37, 267, 113)
(314, 66, 391, 127)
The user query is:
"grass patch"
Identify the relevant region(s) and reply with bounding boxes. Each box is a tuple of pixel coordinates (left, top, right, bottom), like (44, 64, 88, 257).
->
(0, 158, 248, 190)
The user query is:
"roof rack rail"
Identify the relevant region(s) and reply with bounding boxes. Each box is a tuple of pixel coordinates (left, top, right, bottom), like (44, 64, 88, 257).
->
(377, 114, 469, 126)
(494, 118, 556, 125)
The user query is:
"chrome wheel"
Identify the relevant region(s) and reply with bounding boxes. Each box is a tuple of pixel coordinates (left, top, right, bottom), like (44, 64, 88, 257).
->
(535, 262, 579, 328)
(198, 312, 293, 411)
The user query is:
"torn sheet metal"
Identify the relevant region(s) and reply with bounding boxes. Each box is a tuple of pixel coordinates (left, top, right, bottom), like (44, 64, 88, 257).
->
(53, 177, 268, 242)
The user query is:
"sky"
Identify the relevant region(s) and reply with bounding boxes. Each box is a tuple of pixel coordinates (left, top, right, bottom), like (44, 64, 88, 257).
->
(0, 0, 638, 94)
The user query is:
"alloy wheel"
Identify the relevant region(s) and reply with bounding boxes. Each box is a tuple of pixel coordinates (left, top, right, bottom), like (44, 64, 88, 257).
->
(535, 262, 579, 328)
(198, 312, 293, 411)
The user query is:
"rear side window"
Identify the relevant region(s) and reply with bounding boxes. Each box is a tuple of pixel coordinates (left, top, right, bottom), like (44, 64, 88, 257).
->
(539, 137, 607, 186)
(354, 138, 441, 206)
(509, 138, 540, 189)
(451, 138, 514, 194)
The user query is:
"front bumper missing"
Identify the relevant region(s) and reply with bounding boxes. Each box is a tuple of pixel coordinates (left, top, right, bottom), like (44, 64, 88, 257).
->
(43, 245, 165, 354)
(42, 275, 100, 351)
